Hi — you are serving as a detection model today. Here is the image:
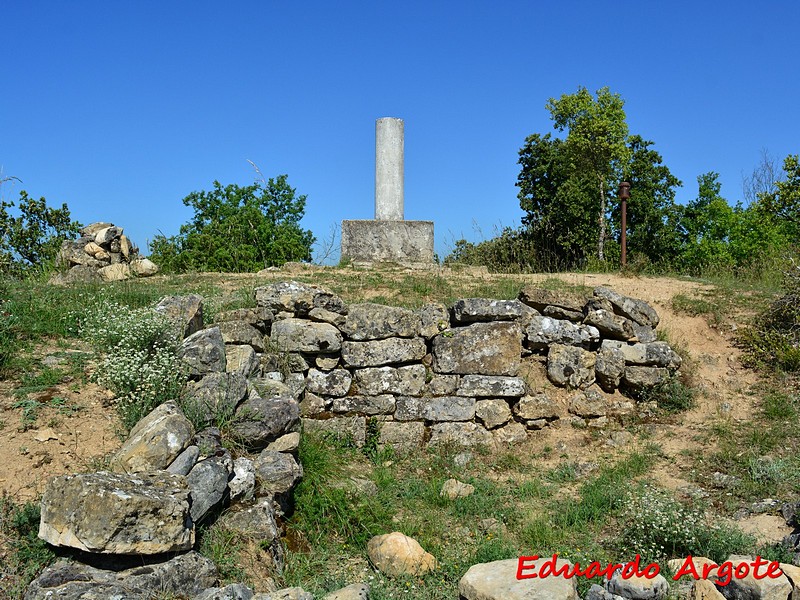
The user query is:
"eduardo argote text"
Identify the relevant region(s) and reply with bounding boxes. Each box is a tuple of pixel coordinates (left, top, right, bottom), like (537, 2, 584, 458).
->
(517, 554, 784, 586)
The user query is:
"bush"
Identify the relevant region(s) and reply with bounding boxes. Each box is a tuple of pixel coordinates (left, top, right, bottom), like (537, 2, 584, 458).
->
(0, 191, 81, 276)
(149, 176, 315, 273)
(444, 227, 541, 272)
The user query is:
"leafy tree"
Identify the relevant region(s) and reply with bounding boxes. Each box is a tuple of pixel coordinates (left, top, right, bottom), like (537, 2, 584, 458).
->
(761, 154, 800, 239)
(546, 86, 630, 260)
(0, 191, 81, 276)
(149, 175, 315, 273)
(679, 172, 736, 273)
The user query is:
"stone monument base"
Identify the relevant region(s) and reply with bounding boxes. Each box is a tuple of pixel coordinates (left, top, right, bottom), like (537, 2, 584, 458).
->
(341, 220, 434, 264)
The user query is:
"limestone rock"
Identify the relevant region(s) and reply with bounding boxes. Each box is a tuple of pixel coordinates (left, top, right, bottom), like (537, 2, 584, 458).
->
(602, 340, 682, 368)
(308, 306, 346, 328)
(594, 286, 660, 328)
(452, 298, 536, 323)
(367, 532, 437, 576)
(332, 394, 396, 415)
(425, 373, 460, 396)
(622, 366, 670, 395)
(432, 322, 521, 376)
(254, 450, 303, 495)
(179, 327, 227, 376)
(111, 401, 194, 473)
(596, 346, 626, 392)
(187, 456, 230, 523)
(547, 344, 596, 389)
(315, 353, 340, 370)
(440, 478, 475, 499)
(255, 280, 345, 315)
(300, 391, 326, 416)
(306, 368, 353, 396)
(226, 344, 260, 377)
(428, 422, 494, 449)
(607, 572, 669, 599)
(518, 287, 585, 313)
(585, 584, 627, 600)
(228, 457, 256, 502)
(218, 320, 265, 352)
(352, 365, 426, 396)
(50, 264, 103, 285)
(395, 396, 476, 422)
(543, 305, 584, 322)
(216, 307, 274, 332)
(267, 431, 300, 453)
(584, 309, 636, 341)
(217, 498, 280, 546)
(526, 315, 600, 350)
(715, 555, 792, 600)
(302, 416, 366, 447)
(271, 318, 342, 353)
(39, 471, 194, 554)
(378, 421, 425, 451)
(569, 390, 607, 418)
(84, 241, 103, 256)
(475, 399, 512, 428)
(94, 226, 122, 245)
(194, 584, 255, 600)
(341, 303, 420, 340)
(252, 588, 314, 600)
(492, 421, 528, 445)
(459, 557, 579, 600)
(229, 395, 299, 449)
(131, 258, 158, 277)
(182, 373, 248, 427)
(513, 393, 560, 420)
(98, 262, 131, 281)
(341, 337, 427, 367)
(691, 580, 726, 599)
(457, 375, 526, 397)
(167, 445, 200, 476)
(24, 552, 217, 600)
(81, 222, 114, 237)
(155, 293, 204, 337)
(417, 302, 451, 339)
(323, 583, 371, 600)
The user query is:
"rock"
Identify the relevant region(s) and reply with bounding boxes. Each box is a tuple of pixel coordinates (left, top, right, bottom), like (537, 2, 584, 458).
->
(378, 421, 425, 451)
(254, 450, 303, 495)
(440, 478, 474, 499)
(432, 322, 522, 376)
(302, 416, 366, 447)
(83, 241, 103, 256)
(332, 395, 396, 415)
(568, 390, 607, 418)
(607, 571, 669, 599)
(513, 393, 560, 420)
(226, 344, 260, 377)
(323, 583, 371, 600)
(229, 395, 299, 449)
(271, 318, 343, 353)
(543, 305, 584, 322)
(24, 552, 217, 600)
(229, 457, 256, 502)
(457, 375, 526, 397)
(111, 401, 194, 473)
(98, 262, 131, 281)
(156, 294, 204, 337)
(585, 584, 627, 600)
(395, 396, 476, 422)
(167, 445, 200, 476)
(778, 563, 800, 599)
(131, 258, 158, 277)
(81, 222, 114, 237)
(493, 421, 528, 445)
(690, 580, 726, 599)
(352, 365, 426, 395)
(314, 354, 339, 370)
(217, 498, 280, 546)
(584, 309, 636, 341)
(341, 303, 420, 340)
(308, 306, 346, 328)
(428, 422, 494, 449)
(119, 234, 132, 258)
(194, 584, 255, 600)
(39, 471, 194, 554)
(93, 226, 121, 245)
(306, 368, 353, 396)
(50, 264, 103, 285)
(459, 557, 579, 600)
(264, 432, 299, 453)
(179, 327, 227, 376)
(255, 281, 345, 315)
(253, 588, 314, 600)
(367, 532, 437, 576)
(475, 399, 512, 428)
(633, 322, 657, 343)
(425, 373, 460, 396)
(547, 344, 596, 389)
(518, 287, 585, 313)
(187, 456, 230, 523)
(525, 315, 600, 350)
(417, 303, 451, 339)
(216, 307, 274, 332)
(182, 372, 248, 427)
(622, 366, 670, 395)
(341, 337, 427, 367)
(601, 340, 682, 368)
(452, 298, 536, 323)
(596, 346, 626, 392)
(715, 555, 792, 600)
(594, 286, 660, 328)
(300, 391, 327, 416)
(218, 320, 266, 352)
(194, 427, 224, 457)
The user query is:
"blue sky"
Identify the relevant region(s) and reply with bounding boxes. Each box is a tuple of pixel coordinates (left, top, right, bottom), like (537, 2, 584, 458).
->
(2, 1, 798, 263)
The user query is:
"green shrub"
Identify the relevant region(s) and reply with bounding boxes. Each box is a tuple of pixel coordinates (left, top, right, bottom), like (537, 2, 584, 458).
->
(444, 227, 541, 273)
(640, 375, 695, 413)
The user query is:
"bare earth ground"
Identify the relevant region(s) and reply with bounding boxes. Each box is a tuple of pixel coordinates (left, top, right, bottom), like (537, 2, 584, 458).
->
(0, 268, 788, 544)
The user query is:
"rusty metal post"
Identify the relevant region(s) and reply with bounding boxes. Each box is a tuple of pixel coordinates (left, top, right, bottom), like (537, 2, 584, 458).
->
(619, 182, 631, 268)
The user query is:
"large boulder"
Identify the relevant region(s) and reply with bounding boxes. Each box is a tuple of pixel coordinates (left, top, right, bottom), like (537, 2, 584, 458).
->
(367, 532, 437, 577)
(271, 318, 343, 353)
(341, 303, 420, 340)
(39, 471, 194, 554)
(459, 557, 579, 600)
(179, 327, 227, 376)
(111, 401, 194, 473)
(432, 322, 522, 376)
(155, 294, 204, 338)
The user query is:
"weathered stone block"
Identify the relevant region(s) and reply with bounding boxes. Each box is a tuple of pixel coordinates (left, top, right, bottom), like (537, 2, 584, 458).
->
(341, 337, 427, 367)
(513, 393, 561, 420)
(547, 344, 596, 389)
(179, 327, 227, 376)
(352, 365, 426, 395)
(475, 399, 512, 429)
(451, 298, 536, 323)
(306, 368, 353, 396)
(594, 286, 660, 328)
(302, 416, 367, 447)
(432, 322, 521, 376)
(378, 421, 425, 451)
(525, 316, 600, 350)
(271, 318, 342, 353)
(341, 303, 421, 340)
(457, 375, 526, 397)
(395, 396, 476, 422)
(428, 422, 494, 449)
(341, 220, 435, 264)
(255, 281, 345, 315)
(331, 395, 396, 415)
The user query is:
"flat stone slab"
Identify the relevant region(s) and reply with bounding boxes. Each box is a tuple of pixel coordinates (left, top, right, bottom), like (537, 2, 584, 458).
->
(39, 471, 194, 554)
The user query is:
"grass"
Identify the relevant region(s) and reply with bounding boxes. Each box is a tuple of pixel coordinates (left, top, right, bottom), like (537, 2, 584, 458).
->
(0, 495, 55, 599)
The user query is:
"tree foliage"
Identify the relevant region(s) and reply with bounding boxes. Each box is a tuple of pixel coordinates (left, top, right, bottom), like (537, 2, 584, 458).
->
(0, 191, 81, 276)
(149, 175, 315, 273)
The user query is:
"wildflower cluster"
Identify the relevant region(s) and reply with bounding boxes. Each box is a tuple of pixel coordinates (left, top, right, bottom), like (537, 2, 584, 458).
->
(78, 297, 187, 430)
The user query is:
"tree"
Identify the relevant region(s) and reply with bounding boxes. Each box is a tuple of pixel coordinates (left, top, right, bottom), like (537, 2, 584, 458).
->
(760, 154, 800, 238)
(546, 86, 630, 260)
(679, 172, 736, 273)
(149, 175, 315, 273)
(742, 148, 783, 206)
(0, 190, 81, 275)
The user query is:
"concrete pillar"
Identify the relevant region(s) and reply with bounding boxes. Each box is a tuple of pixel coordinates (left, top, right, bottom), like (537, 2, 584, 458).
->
(375, 117, 404, 220)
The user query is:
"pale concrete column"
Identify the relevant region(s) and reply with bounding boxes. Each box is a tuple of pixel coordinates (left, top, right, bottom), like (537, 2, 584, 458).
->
(375, 117, 404, 220)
